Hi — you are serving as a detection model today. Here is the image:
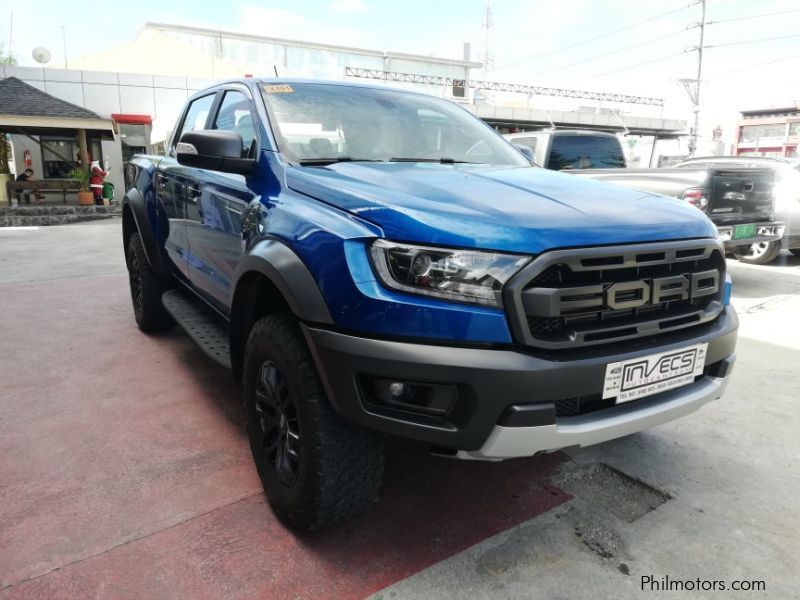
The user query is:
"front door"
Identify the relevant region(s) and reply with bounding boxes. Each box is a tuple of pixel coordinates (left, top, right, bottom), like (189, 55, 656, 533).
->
(158, 92, 217, 280)
(185, 88, 260, 312)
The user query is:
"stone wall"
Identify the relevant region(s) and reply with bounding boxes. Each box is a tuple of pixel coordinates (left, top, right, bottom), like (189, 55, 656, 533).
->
(0, 205, 121, 227)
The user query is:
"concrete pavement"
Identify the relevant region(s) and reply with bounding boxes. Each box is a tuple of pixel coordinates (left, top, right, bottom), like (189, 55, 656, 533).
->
(1, 221, 798, 599)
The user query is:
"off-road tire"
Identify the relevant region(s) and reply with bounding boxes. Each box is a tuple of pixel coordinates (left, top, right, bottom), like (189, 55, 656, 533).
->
(243, 312, 384, 531)
(126, 232, 174, 332)
(733, 241, 781, 265)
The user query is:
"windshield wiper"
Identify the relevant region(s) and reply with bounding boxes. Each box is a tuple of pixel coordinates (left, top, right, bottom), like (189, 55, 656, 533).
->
(297, 157, 385, 166)
(389, 157, 478, 164)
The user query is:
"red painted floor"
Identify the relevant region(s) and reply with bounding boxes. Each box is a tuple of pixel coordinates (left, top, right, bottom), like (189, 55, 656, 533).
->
(0, 273, 570, 599)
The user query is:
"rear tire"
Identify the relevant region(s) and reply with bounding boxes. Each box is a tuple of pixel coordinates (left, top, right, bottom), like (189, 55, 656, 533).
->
(126, 232, 174, 332)
(733, 241, 781, 265)
(243, 313, 384, 531)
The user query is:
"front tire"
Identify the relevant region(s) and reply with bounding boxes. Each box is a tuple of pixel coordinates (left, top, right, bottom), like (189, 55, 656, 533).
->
(126, 232, 174, 332)
(243, 313, 384, 531)
(733, 241, 781, 265)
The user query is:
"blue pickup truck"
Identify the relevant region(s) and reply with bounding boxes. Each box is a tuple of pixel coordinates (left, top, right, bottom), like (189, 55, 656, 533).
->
(123, 79, 738, 530)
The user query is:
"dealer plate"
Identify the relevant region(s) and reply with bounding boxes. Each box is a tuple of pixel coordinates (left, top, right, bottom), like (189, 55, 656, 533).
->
(602, 343, 708, 404)
(733, 223, 756, 240)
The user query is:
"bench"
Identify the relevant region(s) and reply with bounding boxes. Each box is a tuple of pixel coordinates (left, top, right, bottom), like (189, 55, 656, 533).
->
(6, 179, 83, 205)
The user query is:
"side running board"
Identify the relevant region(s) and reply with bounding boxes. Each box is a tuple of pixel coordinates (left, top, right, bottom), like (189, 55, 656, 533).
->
(162, 289, 232, 370)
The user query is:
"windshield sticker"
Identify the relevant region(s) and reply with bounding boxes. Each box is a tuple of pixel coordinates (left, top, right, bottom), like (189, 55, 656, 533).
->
(263, 84, 294, 93)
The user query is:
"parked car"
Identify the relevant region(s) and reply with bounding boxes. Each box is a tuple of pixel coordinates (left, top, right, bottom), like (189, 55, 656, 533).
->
(675, 156, 800, 259)
(504, 129, 627, 170)
(123, 79, 737, 530)
(574, 165, 783, 264)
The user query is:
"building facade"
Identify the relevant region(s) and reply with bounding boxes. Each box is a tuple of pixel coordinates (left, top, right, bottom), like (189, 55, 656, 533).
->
(736, 105, 800, 159)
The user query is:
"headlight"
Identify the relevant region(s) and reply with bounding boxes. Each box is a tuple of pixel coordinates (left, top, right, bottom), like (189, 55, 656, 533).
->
(369, 240, 531, 307)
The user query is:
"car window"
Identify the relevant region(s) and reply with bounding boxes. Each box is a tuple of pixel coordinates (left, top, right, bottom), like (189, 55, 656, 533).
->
(212, 90, 257, 158)
(174, 94, 215, 150)
(547, 135, 625, 170)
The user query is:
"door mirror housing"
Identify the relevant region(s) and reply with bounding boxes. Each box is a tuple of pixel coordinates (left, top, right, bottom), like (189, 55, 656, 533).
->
(176, 130, 255, 175)
(513, 143, 535, 163)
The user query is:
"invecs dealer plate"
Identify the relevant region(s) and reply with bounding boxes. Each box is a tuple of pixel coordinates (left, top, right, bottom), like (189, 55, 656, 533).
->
(602, 343, 708, 404)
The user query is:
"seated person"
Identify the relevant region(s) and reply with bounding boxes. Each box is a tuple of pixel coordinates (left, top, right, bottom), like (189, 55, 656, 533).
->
(15, 169, 43, 204)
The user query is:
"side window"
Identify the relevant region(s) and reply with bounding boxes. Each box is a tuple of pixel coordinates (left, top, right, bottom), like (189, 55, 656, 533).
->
(173, 94, 215, 151)
(212, 90, 257, 158)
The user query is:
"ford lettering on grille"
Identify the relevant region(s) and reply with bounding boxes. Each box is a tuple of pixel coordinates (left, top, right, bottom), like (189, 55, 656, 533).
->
(530, 269, 720, 317)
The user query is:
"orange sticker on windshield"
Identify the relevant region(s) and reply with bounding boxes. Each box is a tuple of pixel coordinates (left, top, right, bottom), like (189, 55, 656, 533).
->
(263, 84, 294, 93)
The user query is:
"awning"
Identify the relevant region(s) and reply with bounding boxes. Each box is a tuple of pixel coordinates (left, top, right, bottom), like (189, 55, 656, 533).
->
(0, 114, 116, 140)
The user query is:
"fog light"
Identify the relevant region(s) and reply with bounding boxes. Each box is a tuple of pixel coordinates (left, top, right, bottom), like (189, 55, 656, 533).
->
(360, 376, 456, 417)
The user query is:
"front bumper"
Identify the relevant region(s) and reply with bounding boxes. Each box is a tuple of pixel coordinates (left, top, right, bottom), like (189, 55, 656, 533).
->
(458, 364, 732, 459)
(302, 306, 738, 458)
(717, 222, 784, 248)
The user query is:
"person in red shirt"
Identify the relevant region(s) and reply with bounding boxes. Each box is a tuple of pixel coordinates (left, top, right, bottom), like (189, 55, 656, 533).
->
(89, 160, 108, 205)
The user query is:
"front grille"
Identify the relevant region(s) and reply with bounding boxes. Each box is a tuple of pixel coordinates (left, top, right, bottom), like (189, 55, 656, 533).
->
(505, 240, 726, 350)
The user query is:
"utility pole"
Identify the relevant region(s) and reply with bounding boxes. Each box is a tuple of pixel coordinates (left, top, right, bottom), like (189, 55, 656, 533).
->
(481, 0, 493, 81)
(61, 26, 68, 69)
(689, 0, 707, 157)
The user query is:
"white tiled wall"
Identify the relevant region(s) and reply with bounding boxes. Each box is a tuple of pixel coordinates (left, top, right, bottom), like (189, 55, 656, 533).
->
(2, 65, 227, 191)
(1, 65, 222, 143)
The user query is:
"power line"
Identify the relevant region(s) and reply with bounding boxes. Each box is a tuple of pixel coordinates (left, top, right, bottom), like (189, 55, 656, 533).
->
(529, 27, 689, 77)
(707, 52, 800, 78)
(574, 50, 687, 83)
(709, 8, 800, 25)
(705, 33, 800, 49)
(496, 4, 692, 70)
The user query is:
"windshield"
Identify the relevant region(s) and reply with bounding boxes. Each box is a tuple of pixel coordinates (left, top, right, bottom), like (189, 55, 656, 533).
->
(547, 135, 625, 170)
(260, 82, 528, 166)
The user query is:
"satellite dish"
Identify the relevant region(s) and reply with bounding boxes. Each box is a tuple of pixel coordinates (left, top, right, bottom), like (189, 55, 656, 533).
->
(32, 47, 52, 64)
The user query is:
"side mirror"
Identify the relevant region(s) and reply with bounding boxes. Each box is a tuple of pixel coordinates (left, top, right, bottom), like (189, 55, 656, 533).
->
(176, 130, 255, 175)
(513, 144, 535, 163)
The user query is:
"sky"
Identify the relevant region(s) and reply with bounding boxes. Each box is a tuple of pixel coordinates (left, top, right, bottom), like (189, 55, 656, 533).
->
(1, 0, 799, 144)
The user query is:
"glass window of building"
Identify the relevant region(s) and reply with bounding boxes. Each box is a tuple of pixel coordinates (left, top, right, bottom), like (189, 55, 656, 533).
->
(40, 136, 78, 178)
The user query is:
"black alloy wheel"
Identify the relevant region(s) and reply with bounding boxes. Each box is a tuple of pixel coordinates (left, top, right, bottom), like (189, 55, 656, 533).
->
(254, 360, 301, 486)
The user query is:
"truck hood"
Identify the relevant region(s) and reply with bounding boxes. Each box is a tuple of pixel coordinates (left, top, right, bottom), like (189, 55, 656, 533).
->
(286, 163, 717, 254)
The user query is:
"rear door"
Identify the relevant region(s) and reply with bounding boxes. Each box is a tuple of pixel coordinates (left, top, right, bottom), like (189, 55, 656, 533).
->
(707, 167, 776, 225)
(185, 86, 261, 312)
(156, 92, 217, 280)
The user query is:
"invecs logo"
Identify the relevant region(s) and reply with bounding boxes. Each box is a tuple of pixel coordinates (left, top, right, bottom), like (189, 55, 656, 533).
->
(622, 349, 698, 385)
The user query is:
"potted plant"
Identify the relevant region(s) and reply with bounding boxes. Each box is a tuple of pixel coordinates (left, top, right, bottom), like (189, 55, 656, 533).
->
(68, 167, 94, 205)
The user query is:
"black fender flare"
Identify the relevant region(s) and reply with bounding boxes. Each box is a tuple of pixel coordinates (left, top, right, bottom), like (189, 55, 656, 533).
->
(228, 239, 332, 380)
(122, 188, 171, 278)
(230, 239, 333, 324)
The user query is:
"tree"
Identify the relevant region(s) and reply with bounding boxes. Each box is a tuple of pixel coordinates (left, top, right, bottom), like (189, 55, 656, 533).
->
(0, 43, 17, 66)
(0, 134, 11, 175)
